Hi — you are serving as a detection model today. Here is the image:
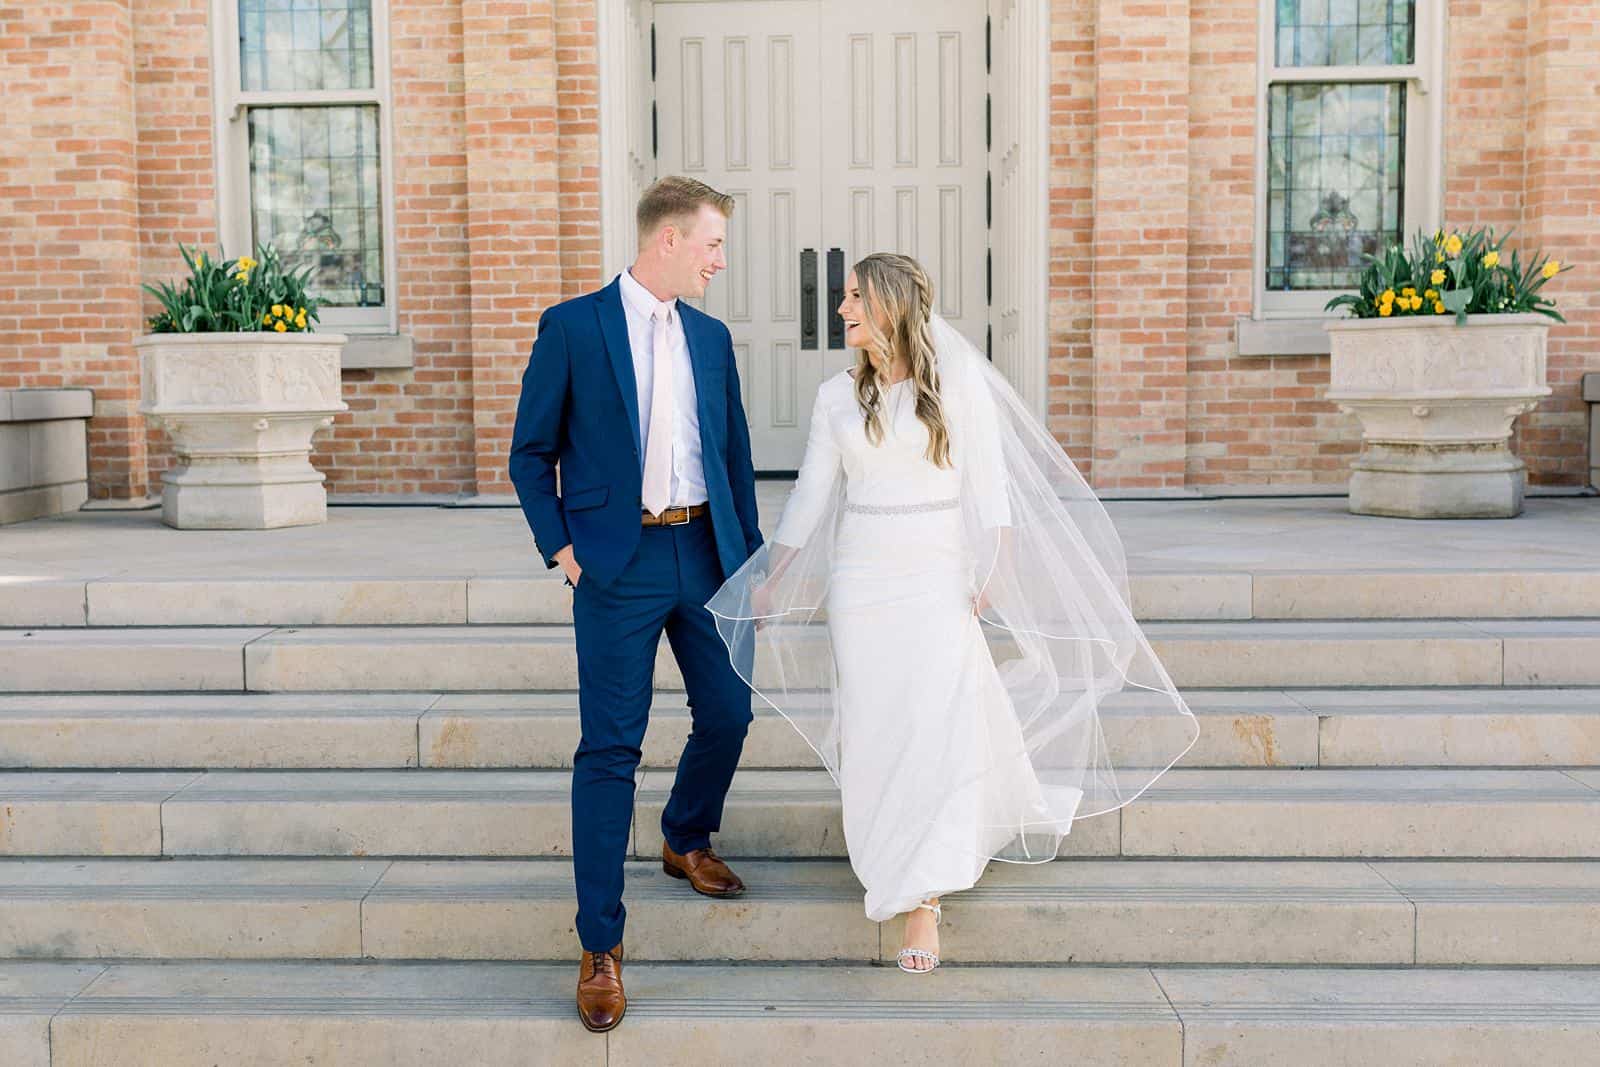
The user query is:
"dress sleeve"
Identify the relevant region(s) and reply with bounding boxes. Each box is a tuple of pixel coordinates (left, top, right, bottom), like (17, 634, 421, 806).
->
(773, 385, 843, 548)
(963, 365, 1013, 529)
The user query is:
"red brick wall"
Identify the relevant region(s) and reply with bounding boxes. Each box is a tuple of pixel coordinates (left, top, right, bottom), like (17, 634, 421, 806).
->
(1181, 0, 1359, 487)
(1087, 0, 1191, 489)
(1046, 0, 1098, 479)
(132, 0, 214, 491)
(460, 0, 564, 496)
(1444, 0, 1527, 232)
(1, 1, 149, 499)
(314, 0, 478, 496)
(8, 0, 1599, 498)
(555, 0, 605, 301)
(1517, 0, 1599, 485)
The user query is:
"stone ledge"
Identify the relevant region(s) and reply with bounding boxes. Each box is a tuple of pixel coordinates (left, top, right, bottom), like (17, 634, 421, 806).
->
(0, 482, 88, 526)
(1586, 373, 1599, 490)
(0, 388, 94, 423)
(340, 333, 414, 370)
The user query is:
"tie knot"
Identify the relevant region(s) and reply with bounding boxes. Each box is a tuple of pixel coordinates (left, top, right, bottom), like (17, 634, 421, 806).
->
(652, 302, 673, 324)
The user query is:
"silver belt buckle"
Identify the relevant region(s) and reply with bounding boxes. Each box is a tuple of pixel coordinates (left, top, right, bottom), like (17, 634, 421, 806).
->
(667, 506, 693, 526)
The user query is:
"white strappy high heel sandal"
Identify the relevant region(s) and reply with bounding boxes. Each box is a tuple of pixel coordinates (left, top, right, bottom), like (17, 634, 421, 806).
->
(895, 901, 942, 974)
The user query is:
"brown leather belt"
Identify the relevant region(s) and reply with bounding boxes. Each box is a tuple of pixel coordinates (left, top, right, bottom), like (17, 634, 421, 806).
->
(641, 503, 710, 527)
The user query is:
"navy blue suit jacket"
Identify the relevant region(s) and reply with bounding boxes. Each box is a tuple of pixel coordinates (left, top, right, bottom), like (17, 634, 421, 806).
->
(508, 278, 763, 588)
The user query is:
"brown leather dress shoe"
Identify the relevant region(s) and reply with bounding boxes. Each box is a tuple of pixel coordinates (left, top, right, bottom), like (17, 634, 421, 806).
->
(576, 943, 625, 1033)
(661, 842, 747, 898)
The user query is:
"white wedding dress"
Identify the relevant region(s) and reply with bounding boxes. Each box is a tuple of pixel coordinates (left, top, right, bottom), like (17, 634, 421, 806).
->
(775, 372, 1058, 919)
(709, 317, 1198, 922)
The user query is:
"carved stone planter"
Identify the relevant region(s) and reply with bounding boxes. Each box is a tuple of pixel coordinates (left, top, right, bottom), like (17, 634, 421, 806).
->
(137, 332, 347, 529)
(1325, 314, 1551, 519)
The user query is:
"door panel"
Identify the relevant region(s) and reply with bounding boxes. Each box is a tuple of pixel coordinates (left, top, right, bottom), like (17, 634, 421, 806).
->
(655, 0, 988, 469)
(990, 0, 1026, 391)
(655, 1, 824, 470)
(819, 0, 989, 358)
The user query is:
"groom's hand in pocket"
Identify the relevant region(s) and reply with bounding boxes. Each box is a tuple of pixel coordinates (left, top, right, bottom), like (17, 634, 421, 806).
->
(554, 544, 583, 588)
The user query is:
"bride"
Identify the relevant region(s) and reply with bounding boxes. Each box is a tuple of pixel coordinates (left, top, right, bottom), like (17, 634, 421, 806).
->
(709, 253, 1198, 972)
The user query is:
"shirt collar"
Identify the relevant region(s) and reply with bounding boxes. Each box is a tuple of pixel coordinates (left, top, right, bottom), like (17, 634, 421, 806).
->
(618, 269, 676, 321)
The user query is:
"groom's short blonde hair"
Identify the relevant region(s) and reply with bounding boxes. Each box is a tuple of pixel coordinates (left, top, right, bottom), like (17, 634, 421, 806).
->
(637, 176, 735, 242)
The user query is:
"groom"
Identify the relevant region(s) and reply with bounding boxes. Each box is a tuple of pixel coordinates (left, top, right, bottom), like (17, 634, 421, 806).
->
(509, 176, 763, 1032)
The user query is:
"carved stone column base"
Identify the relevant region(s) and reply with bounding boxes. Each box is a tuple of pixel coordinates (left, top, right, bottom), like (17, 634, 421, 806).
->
(1349, 442, 1526, 519)
(137, 333, 347, 530)
(160, 444, 331, 529)
(1325, 315, 1551, 521)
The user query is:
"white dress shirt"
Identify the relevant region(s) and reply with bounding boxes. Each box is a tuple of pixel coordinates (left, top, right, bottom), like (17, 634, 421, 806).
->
(617, 269, 707, 508)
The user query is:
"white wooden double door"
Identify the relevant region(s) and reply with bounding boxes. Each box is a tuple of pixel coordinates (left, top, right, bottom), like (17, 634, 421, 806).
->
(652, 0, 988, 470)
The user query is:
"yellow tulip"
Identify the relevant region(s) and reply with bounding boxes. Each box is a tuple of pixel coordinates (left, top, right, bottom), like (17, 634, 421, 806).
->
(1424, 289, 1437, 300)
(1431, 269, 1446, 286)
(1411, 296, 1424, 311)
(1543, 260, 1561, 278)
(270, 304, 283, 317)
(1482, 250, 1500, 268)
(273, 321, 288, 333)
(1380, 289, 1395, 304)
(262, 313, 273, 324)
(295, 313, 308, 329)
(1401, 286, 1416, 296)
(1378, 304, 1393, 317)
(1436, 252, 1445, 264)
(1433, 301, 1446, 314)
(1444, 234, 1463, 255)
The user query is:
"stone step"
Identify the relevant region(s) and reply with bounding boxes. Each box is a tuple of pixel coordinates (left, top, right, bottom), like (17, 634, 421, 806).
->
(3, 768, 1597, 860)
(5, 688, 1600, 770)
(14, 568, 1600, 628)
(1, 857, 1597, 966)
(8, 619, 1600, 693)
(0, 629, 274, 693)
(4, 960, 1596, 1066)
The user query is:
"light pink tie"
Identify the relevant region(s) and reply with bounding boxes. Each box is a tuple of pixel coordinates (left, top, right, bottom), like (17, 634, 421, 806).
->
(641, 302, 674, 516)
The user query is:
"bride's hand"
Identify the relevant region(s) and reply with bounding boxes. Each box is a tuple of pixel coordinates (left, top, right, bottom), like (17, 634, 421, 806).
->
(751, 578, 774, 630)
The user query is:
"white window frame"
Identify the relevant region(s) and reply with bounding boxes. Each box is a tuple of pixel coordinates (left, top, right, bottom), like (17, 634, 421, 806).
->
(209, 0, 400, 333)
(1252, 0, 1445, 320)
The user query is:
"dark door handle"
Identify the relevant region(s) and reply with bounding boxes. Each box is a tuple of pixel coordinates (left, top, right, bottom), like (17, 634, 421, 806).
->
(800, 248, 818, 350)
(826, 248, 845, 349)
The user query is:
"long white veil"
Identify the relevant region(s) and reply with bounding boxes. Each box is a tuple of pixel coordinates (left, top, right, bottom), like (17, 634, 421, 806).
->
(709, 316, 1199, 864)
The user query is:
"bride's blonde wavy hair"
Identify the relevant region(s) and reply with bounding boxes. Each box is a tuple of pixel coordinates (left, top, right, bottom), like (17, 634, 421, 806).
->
(851, 253, 951, 468)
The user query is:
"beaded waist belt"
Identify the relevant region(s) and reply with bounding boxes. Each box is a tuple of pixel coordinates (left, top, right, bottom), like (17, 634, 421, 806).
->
(842, 497, 960, 515)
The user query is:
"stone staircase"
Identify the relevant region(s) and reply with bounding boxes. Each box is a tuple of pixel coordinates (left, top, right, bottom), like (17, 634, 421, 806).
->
(2, 569, 1599, 1065)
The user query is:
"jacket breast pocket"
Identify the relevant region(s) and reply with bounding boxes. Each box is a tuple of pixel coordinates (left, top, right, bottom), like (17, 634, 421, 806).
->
(561, 485, 609, 512)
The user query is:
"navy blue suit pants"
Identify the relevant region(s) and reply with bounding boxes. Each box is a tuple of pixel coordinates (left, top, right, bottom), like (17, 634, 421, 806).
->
(569, 515, 752, 952)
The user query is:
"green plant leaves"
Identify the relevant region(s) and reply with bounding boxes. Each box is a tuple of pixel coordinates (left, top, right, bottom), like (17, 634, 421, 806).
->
(140, 244, 325, 334)
(1326, 225, 1572, 324)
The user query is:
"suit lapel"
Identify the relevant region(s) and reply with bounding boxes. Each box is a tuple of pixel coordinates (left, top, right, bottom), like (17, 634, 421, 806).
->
(594, 279, 642, 454)
(680, 309, 723, 449)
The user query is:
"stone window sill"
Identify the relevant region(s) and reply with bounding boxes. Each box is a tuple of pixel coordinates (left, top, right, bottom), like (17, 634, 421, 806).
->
(1235, 316, 1336, 358)
(340, 333, 415, 370)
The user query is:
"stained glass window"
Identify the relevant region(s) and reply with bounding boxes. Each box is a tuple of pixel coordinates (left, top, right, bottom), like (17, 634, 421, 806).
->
(1275, 0, 1415, 68)
(1264, 0, 1416, 295)
(248, 106, 385, 308)
(239, 0, 374, 92)
(1266, 82, 1405, 291)
(235, 0, 386, 311)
